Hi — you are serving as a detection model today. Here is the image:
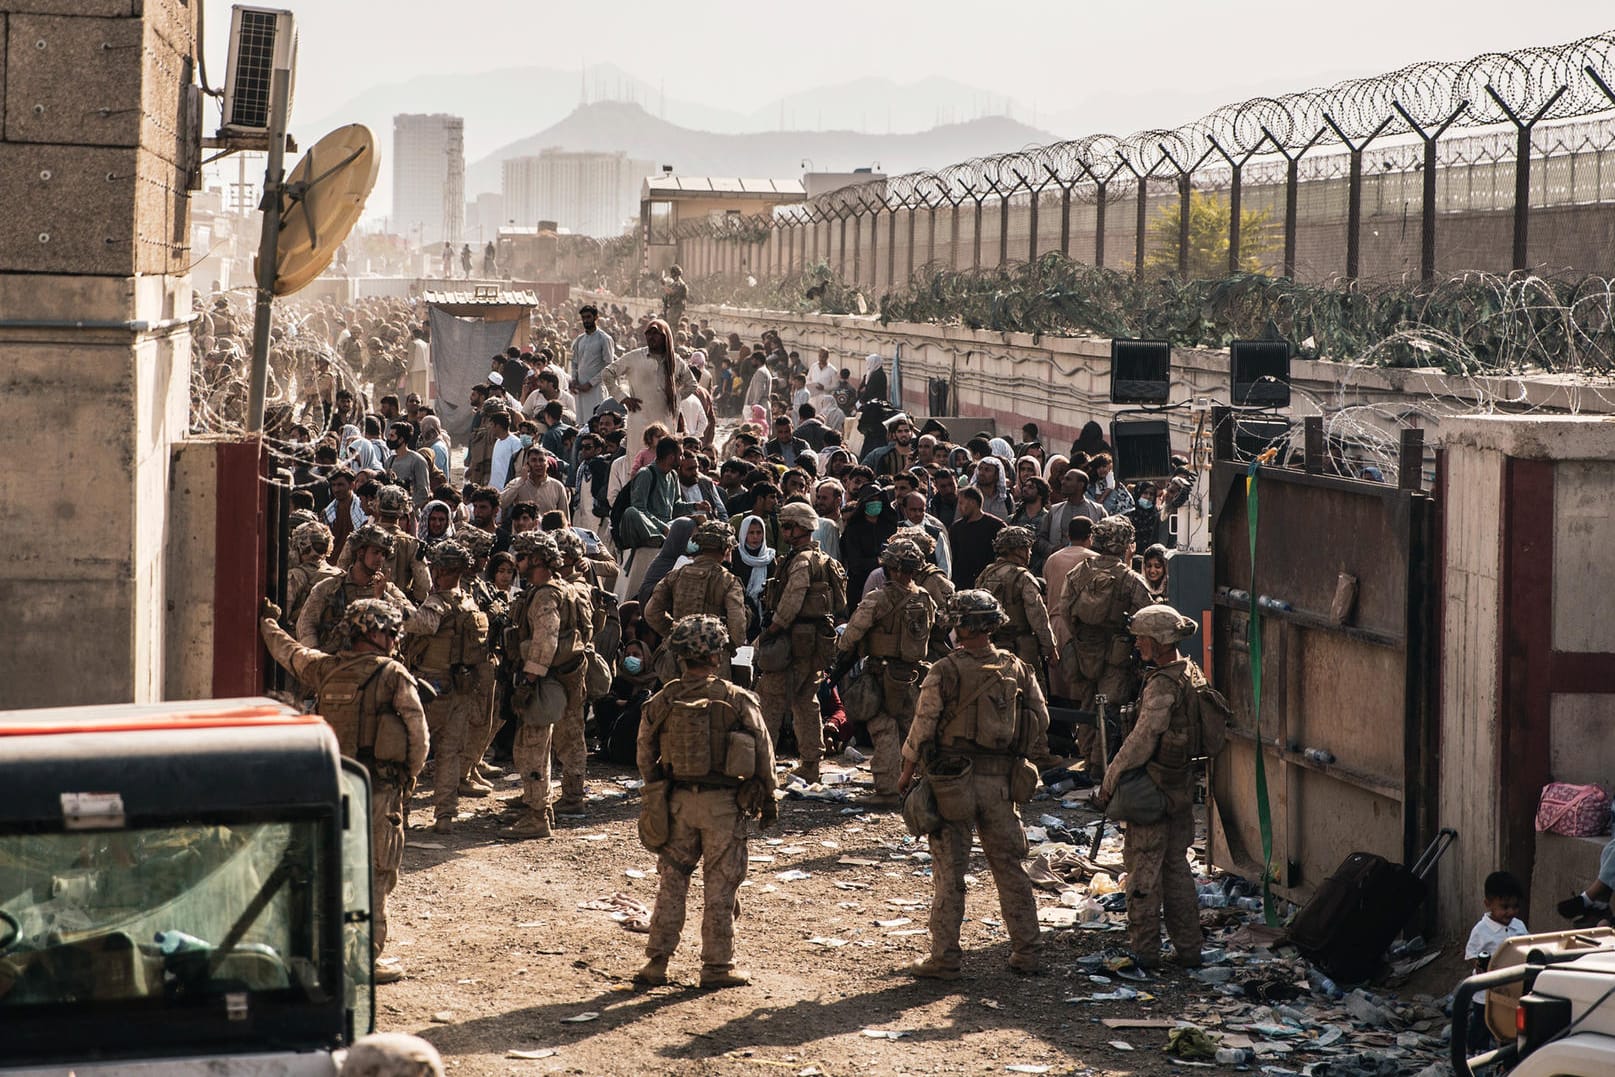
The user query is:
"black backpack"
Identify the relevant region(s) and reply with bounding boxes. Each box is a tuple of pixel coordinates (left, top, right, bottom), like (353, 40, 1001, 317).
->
(608, 474, 639, 548)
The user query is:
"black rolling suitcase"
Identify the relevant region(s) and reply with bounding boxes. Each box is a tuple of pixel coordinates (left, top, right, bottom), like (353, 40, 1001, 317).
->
(1287, 828, 1456, 984)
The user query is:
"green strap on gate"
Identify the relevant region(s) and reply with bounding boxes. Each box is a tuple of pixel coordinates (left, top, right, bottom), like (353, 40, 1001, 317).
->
(1246, 457, 1279, 927)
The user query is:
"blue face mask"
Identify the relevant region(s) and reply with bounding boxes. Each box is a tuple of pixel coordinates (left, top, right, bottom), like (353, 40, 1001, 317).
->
(519, 434, 533, 448)
(863, 501, 883, 518)
(623, 656, 644, 675)
(1140, 498, 1156, 510)
(686, 540, 700, 555)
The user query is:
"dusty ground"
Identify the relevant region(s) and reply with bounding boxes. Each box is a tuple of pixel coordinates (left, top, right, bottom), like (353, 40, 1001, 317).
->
(383, 757, 1455, 1076)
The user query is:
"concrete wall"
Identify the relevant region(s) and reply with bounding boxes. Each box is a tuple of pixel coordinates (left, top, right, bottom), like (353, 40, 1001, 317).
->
(1438, 417, 1615, 927)
(164, 441, 218, 701)
(0, 1, 197, 708)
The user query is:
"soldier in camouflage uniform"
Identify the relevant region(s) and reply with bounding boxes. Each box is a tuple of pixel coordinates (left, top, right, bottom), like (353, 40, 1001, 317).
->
(899, 590, 1051, 980)
(367, 485, 432, 603)
(634, 615, 776, 990)
(456, 525, 506, 793)
(1093, 604, 1207, 970)
(260, 598, 428, 983)
(505, 532, 592, 838)
(286, 521, 341, 629)
(1055, 515, 1152, 765)
(645, 521, 748, 681)
(297, 523, 416, 651)
(898, 526, 956, 659)
(974, 526, 1056, 677)
(547, 528, 600, 816)
(399, 540, 490, 834)
(836, 537, 936, 807)
(756, 502, 846, 783)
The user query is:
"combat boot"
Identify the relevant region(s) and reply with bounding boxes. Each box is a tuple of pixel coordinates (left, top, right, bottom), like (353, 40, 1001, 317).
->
(699, 965, 751, 989)
(908, 957, 962, 981)
(432, 816, 454, 835)
(863, 792, 902, 810)
(1008, 951, 1043, 976)
(458, 777, 494, 797)
(373, 963, 404, 984)
(633, 956, 669, 985)
(553, 796, 587, 816)
(1166, 947, 1203, 969)
(504, 811, 552, 839)
(476, 761, 504, 782)
(791, 761, 820, 784)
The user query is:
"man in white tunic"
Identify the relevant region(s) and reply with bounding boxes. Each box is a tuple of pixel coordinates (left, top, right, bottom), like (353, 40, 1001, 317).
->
(570, 304, 614, 422)
(599, 318, 696, 449)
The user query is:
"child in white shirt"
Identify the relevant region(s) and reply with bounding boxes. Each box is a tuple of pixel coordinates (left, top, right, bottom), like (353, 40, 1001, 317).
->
(1464, 871, 1528, 1052)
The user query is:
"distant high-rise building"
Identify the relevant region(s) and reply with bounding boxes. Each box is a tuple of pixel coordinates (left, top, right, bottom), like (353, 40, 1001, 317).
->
(393, 113, 465, 246)
(502, 149, 653, 237)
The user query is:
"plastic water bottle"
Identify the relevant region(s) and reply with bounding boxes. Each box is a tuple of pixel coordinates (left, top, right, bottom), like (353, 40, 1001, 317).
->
(1303, 748, 1336, 765)
(1256, 595, 1293, 613)
(1235, 896, 1265, 911)
(1215, 1047, 1255, 1064)
(1308, 968, 1344, 999)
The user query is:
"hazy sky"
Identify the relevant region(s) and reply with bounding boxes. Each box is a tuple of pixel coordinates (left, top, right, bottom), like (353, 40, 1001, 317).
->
(207, 1, 1612, 128)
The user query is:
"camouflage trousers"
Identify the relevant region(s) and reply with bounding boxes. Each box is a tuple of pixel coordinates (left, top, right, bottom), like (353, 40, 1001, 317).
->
(867, 666, 920, 795)
(550, 666, 588, 802)
(512, 667, 586, 812)
(758, 657, 824, 765)
(459, 665, 500, 786)
(422, 688, 476, 821)
(646, 787, 749, 971)
(1122, 808, 1203, 962)
(370, 775, 406, 956)
(927, 772, 1040, 970)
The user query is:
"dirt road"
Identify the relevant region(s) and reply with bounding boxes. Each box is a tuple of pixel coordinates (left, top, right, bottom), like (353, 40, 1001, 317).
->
(382, 758, 1214, 1076)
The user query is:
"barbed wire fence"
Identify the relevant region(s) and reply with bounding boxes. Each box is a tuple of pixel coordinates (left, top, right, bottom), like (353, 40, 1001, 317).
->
(599, 30, 1615, 375)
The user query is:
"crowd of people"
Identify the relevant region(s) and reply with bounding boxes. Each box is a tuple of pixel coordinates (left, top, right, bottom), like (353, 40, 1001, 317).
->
(227, 288, 1220, 991)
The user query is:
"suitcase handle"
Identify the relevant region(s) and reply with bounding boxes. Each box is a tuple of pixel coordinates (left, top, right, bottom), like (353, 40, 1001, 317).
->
(1411, 828, 1457, 880)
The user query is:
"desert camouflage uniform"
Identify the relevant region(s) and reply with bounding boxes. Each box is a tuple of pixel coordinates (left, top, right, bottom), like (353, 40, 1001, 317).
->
(645, 558, 747, 680)
(903, 645, 1050, 974)
(837, 576, 935, 795)
(1057, 518, 1151, 764)
(1099, 656, 1206, 964)
(757, 540, 840, 767)
(512, 576, 590, 820)
(399, 569, 489, 826)
(259, 615, 426, 956)
(297, 572, 414, 651)
(639, 669, 774, 978)
(975, 554, 1055, 674)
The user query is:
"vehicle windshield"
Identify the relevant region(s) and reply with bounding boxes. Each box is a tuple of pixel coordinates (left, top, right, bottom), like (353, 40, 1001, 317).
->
(0, 820, 326, 1008)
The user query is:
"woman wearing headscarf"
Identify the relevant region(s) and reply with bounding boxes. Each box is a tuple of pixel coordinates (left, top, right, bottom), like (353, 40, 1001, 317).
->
(966, 456, 1015, 521)
(417, 499, 455, 547)
(858, 354, 888, 404)
(839, 483, 900, 600)
(634, 516, 698, 606)
(728, 514, 777, 638)
(418, 414, 451, 476)
(599, 317, 696, 451)
(1044, 454, 1071, 494)
(988, 437, 1017, 469)
(1072, 420, 1109, 460)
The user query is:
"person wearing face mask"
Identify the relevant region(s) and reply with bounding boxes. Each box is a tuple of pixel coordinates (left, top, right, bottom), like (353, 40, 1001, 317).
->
(1128, 482, 1162, 549)
(385, 421, 433, 510)
(841, 484, 900, 601)
(645, 522, 748, 682)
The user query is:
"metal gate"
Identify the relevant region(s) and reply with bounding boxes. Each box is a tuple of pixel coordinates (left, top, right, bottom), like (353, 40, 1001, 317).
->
(1208, 415, 1438, 913)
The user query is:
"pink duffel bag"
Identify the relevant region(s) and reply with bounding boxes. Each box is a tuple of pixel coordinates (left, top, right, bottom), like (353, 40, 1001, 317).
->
(1536, 782, 1612, 837)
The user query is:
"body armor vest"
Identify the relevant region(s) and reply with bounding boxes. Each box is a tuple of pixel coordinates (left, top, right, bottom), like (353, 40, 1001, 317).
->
(936, 649, 1024, 755)
(316, 653, 411, 764)
(862, 585, 933, 665)
(977, 561, 1034, 637)
(648, 677, 756, 785)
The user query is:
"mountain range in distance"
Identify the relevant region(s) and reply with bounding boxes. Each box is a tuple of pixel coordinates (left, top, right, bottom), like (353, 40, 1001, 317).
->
(463, 101, 1054, 198)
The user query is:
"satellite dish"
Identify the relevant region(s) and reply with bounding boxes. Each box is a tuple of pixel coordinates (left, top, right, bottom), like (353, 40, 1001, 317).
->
(263, 123, 379, 295)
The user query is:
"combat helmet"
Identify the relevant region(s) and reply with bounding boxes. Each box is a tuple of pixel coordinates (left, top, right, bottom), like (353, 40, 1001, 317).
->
(291, 520, 333, 557)
(667, 614, 729, 661)
(777, 502, 819, 531)
(458, 525, 495, 560)
(348, 522, 396, 557)
(424, 539, 472, 572)
(510, 530, 565, 569)
(948, 589, 1009, 633)
(879, 536, 925, 572)
(1129, 604, 1199, 645)
(344, 598, 404, 641)
(375, 485, 410, 518)
(479, 399, 508, 419)
(896, 525, 936, 557)
(288, 508, 322, 530)
(692, 520, 736, 552)
(551, 528, 585, 563)
(1091, 515, 1136, 556)
(992, 525, 1035, 554)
